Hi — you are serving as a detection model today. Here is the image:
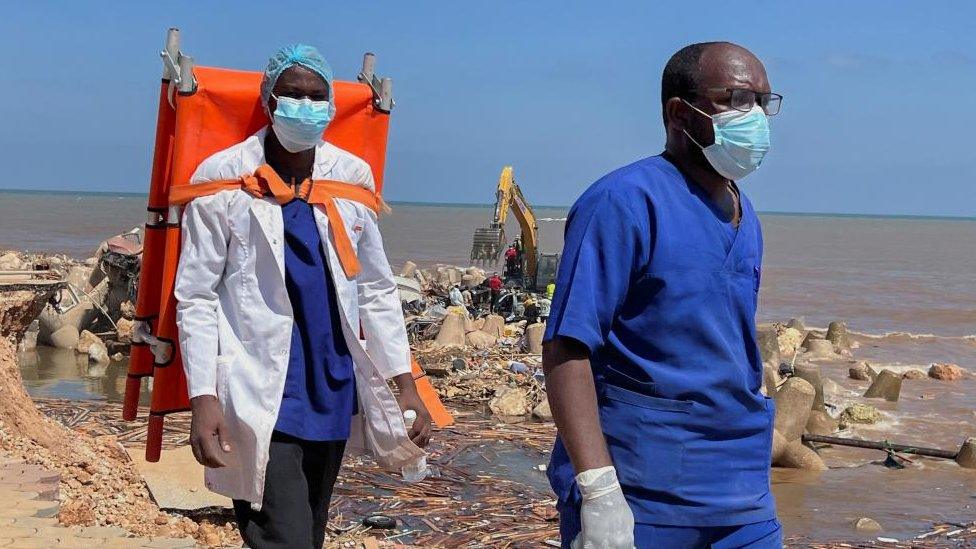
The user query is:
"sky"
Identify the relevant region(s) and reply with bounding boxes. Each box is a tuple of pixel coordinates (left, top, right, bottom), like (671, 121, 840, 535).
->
(1, 2, 974, 217)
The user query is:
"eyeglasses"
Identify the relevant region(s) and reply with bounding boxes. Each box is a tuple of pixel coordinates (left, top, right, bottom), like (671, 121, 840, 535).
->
(690, 87, 783, 116)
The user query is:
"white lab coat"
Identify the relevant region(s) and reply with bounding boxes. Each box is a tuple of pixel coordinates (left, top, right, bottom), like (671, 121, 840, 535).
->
(174, 127, 425, 504)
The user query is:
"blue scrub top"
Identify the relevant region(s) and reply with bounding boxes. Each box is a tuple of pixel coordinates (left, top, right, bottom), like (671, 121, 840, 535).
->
(275, 199, 357, 442)
(544, 155, 775, 527)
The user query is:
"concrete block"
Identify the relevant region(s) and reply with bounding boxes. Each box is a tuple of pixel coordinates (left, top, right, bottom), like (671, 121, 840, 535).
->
(956, 438, 976, 469)
(793, 363, 825, 410)
(773, 377, 815, 441)
(805, 409, 839, 436)
(776, 440, 828, 470)
(525, 323, 545, 355)
(863, 369, 902, 402)
(825, 320, 851, 351)
(434, 312, 467, 348)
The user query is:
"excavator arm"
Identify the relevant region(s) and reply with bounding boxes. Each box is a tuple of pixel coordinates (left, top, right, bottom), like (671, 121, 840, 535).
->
(508, 182, 539, 280)
(470, 166, 539, 280)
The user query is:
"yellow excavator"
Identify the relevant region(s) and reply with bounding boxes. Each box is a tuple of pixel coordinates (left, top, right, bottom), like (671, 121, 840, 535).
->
(470, 166, 560, 289)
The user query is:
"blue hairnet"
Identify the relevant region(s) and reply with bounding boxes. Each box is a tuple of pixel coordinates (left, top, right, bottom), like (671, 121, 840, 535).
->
(260, 44, 334, 108)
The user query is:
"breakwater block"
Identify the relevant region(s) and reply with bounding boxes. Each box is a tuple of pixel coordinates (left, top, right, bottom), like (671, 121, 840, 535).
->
(794, 363, 825, 410)
(481, 315, 505, 338)
(956, 438, 976, 469)
(774, 377, 815, 441)
(776, 439, 828, 470)
(525, 323, 545, 355)
(863, 369, 902, 402)
(806, 409, 839, 436)
(772, 429, 788, 463)
(826, 320, 851, 351)
(804, 338, 837, 359)
(434, 311, 467, 348)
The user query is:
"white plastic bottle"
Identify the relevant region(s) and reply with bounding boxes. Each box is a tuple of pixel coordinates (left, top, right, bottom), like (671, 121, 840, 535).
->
(400, 409, 428, 482)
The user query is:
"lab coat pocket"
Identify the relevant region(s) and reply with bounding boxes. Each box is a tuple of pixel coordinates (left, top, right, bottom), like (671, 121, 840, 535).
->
(600, 383, 690, 493)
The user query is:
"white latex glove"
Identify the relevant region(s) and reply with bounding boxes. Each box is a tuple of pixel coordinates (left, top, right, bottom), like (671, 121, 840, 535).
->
(571, 466, 635, 549)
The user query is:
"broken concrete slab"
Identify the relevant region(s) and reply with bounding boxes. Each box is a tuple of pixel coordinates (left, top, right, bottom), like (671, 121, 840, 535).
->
(127, 446, 231, 510)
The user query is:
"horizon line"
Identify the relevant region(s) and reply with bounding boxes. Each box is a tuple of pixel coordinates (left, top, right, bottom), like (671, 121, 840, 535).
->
(1, 188, 973, 222)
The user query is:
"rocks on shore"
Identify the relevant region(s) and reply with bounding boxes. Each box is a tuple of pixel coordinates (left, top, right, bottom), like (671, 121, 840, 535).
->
(928, 363, 966, 381)
(777, 327, 805, 358)
(902, 369, 927, 380)
(849, 361, 874, 381)
(840, 403, 882, 426)
(853, 517, 883, 533)
(489, 386, 531, 416)
(77, 330, 110, 365)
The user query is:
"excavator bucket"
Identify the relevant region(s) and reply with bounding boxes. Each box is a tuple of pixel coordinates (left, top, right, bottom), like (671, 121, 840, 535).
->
(470, 223, 504, 264)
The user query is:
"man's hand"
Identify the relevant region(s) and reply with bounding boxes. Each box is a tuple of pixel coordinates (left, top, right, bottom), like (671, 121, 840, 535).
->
(189, 395, 233, 468)
(391, 373, 432, 447)
(572, 467, 635, 549)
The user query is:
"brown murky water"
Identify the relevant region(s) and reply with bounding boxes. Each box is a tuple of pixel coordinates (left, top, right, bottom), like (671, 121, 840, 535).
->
(5, 193, 976, 542)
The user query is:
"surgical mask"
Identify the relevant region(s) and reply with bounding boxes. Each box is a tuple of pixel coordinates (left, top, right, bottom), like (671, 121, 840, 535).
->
(682, 100, 771, 180)
(270, 95, 334, 153)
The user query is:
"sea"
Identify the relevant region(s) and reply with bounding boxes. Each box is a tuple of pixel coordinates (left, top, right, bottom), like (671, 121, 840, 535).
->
(2, 189, 976, 542)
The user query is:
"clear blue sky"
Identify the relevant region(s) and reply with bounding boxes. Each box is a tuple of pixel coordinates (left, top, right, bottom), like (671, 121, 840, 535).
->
(2, 2, 974, 216)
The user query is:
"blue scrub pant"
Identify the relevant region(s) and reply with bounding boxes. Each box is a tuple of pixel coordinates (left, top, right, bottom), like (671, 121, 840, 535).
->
(559, 512, 782, 549)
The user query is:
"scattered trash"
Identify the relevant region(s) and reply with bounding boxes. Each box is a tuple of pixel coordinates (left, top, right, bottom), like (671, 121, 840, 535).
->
(362, 514, 397, 530)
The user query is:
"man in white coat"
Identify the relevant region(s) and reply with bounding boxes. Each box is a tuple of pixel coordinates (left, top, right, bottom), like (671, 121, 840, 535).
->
(174, 44, 430, 548)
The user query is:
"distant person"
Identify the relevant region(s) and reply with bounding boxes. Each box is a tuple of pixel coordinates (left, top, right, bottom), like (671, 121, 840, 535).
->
(543, 42, 782, 548)
(546, 282, 556, 300)
(538, 296, 551, 323)
(449, 284, 464, 308)
(488, 272, 503, 312)
(524, 295, 539, 324)
(174, 44, 431, 549)
(504, 245, 519, 277)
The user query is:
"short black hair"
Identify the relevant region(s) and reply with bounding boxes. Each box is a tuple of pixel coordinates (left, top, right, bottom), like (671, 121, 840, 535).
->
(661, 42, 725, 124)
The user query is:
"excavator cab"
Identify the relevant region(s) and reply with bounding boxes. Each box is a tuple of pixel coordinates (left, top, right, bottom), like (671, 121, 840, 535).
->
(535, 252, 560, 288)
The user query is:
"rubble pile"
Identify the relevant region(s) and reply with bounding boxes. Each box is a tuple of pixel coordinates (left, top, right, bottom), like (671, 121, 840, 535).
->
(415, 343, 549, 418)
(400, 260, 556, 420)
(0, 335, 239, 546)
(3, 234, 140, 361)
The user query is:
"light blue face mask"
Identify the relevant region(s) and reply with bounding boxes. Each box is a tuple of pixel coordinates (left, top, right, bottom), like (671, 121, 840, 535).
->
(270, 95, 334, 153)
(682, 100, 771, 180)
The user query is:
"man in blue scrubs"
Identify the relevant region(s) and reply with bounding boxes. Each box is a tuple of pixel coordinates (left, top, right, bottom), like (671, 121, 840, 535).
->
(543, 42, 784, 548)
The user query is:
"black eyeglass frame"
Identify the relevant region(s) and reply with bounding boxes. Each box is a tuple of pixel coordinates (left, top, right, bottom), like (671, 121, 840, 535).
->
(688, 87, 783, 115)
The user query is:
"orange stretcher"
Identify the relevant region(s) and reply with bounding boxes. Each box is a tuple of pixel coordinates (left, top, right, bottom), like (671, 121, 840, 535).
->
(124, 29, 451, 462)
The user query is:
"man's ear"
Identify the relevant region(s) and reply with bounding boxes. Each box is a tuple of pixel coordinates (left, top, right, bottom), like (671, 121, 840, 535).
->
(664, 97, 688, 133)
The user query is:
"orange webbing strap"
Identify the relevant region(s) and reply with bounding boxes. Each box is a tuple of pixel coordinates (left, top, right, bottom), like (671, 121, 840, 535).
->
(411, 357, 454, 427)
(168, 164, 381, 279)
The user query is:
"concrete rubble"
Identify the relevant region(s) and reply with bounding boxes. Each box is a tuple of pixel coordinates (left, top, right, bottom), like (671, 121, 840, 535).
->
(928, 362, 966, 381)
(3, 233, 140, 364)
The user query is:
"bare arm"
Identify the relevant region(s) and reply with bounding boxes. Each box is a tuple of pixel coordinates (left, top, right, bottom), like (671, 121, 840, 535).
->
(543, 336, 612, 473)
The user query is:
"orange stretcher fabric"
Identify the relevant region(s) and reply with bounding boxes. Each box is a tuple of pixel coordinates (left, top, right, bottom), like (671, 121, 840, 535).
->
(137, 65, 450, 461)
(122, 81, 176, 421)
(412, 358, 455, 428)
(168, 164, 380, 278)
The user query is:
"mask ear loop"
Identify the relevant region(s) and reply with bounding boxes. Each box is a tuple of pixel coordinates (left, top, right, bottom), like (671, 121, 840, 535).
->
(680, 98, 712, 150)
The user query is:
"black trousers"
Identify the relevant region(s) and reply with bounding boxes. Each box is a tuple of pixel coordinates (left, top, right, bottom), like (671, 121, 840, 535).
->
(233, 431, 346, 549)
